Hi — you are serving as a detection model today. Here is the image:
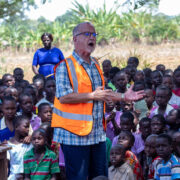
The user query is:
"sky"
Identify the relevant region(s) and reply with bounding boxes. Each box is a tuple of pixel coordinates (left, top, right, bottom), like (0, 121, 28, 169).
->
(26, 0, 180, 21)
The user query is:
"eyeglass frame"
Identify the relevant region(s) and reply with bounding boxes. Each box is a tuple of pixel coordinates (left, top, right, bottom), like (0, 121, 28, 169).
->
(75, 32, 98, 37)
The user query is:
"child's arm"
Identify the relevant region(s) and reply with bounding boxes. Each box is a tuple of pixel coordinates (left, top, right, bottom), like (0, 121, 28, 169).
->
(23, 135, 31, 144)
(110, 112, 121, 135)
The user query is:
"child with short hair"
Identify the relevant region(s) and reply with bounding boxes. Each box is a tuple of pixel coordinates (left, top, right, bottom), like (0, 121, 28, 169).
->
(134, 71, 145, 82)
(144, 89, 155, 112)
(166, 109, 180, 131)
(2, 73, 15, 87)
(151, 114, 166, 135)
(19, 93, 41, 131)
(109, 144, 135, 180)
(0, 96, 16, 142)
(0, 85, 7, 103)
(127, 57, 139, 68)
(156, 64, 165, 76)
(151, 70, 162, 92)
(13, 67, 24, 87)
(108, 67, 120, 91)
(24, 128, 60, 180)
(155, 134, 180, 180)
(113, 71, 128, 93)
(144, 135, 161, 180)
(117, 131, 143, 180)
(38, 103, 52, 123)
(162, 75, 180, 107)
(149, 85, 175, 118)
(7, 115, 32, 180)
(36, 78, 56, 108)
(102, 59, 112, 82)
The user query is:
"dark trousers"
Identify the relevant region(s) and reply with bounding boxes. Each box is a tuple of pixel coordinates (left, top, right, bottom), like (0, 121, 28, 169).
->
(61, 142, 108, 180)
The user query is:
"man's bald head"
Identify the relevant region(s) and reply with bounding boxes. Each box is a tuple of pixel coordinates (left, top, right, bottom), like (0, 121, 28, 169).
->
(73, 22, 94, 37)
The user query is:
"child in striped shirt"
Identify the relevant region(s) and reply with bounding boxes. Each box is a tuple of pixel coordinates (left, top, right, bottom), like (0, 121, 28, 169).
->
(24, 128, 60, 180)
(155, 134, 180, 180)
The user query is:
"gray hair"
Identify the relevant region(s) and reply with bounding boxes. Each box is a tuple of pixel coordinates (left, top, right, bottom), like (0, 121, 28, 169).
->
(72, 22, 94, 36)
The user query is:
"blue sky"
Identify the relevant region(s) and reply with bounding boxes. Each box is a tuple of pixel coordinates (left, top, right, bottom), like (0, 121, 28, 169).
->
(26, 0, 180, 21)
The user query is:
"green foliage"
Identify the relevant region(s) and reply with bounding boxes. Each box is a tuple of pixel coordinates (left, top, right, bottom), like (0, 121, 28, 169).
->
(0, 0, 179, 51)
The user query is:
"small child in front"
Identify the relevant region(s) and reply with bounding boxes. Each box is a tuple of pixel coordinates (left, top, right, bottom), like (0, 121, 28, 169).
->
(109, 144, 135, 180)
(24, 128, 60, 180)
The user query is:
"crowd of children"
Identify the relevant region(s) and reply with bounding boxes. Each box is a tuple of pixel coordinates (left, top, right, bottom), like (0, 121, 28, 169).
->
(0, 56, 180, 179)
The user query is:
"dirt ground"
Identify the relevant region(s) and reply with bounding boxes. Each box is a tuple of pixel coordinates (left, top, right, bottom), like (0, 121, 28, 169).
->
(0, 42, 180, 82)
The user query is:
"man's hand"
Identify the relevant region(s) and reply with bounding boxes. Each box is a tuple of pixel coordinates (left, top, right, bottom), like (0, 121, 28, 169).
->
(124, 85, 145, 102)
(91, 86, 113, 103)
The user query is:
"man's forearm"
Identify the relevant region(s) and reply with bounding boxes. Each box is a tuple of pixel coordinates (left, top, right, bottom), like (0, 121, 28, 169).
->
(59, 92, 94, 104)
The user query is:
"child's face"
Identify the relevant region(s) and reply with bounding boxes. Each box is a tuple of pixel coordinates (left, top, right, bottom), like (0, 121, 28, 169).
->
(4, 75, 15, 87)
(140, 121, 151, 139)
(45, 80, 56, 97)
(145, 137, 157, 157)
(120, 118, 133, 131)
(155, 89, 170, 107)
(114, 74, 127, 90)
(145, 89, 154, 108)
(166, 110, 177, 125)
(2, 100, 16, 120)
(156, 138, 172, 159)
(134, 71, 144, 82)
(151, 118, 164, 135)
(16, 120, 29, 137)
(118, 132, 131, 149)
(32, 132, 46, 149)
(39, 105, 52, 122)
(162, 77, 173, 90)
(173, 71, 180, 85)
(110, 148, 124, 167)
(152, 72, 162, 87)
(102, 61, 111, 75)
(123, 102, 133, 112)
(173, 133, 180, 157)
(127, 59, 137, 68)
(14, 70, 24, 81)
(21, 96, 33, 114)
(105, 101, 115, 112)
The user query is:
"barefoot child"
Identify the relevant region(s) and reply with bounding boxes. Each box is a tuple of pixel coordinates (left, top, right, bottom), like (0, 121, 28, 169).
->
(24, 128, 60, 180)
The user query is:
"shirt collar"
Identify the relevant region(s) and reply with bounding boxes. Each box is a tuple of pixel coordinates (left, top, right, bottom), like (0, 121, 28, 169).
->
(72, 50, 95, 66)
(28, 146, 49, 157)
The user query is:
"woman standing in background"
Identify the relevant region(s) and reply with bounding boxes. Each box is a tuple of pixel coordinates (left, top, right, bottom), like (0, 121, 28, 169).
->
(32, 33, 64, 78)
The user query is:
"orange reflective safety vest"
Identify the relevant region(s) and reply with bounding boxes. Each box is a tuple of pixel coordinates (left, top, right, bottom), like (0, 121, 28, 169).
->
(51, 55, 106, 136)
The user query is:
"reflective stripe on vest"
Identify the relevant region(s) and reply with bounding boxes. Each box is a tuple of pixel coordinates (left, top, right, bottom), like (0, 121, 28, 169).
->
(53, 107, 93, 121)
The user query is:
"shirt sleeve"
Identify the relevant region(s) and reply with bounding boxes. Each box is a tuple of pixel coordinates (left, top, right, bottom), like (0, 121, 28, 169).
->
(55, 61, 73, 98)
(50, 153, 60, 174)
(32, 51, 39, 66)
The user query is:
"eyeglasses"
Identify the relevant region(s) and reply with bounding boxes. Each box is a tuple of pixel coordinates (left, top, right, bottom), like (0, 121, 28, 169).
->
(75, 32, 98, 37)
